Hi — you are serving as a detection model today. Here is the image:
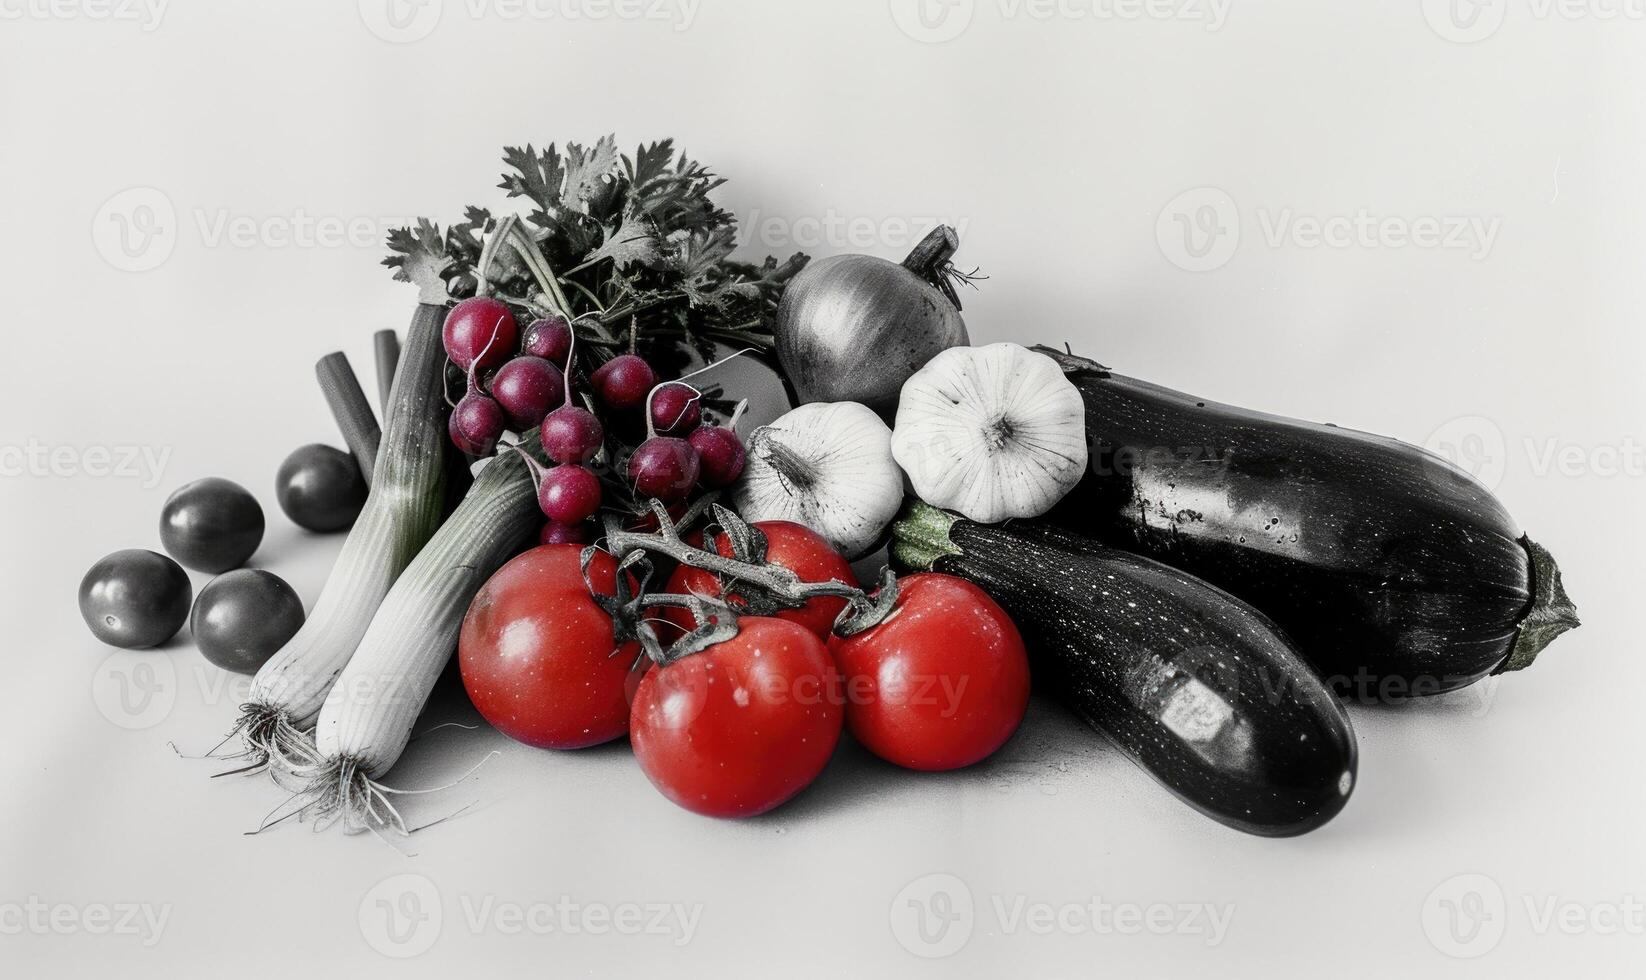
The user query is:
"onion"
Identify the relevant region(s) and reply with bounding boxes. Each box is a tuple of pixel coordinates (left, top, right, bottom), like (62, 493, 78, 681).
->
(774, 226, 971, 416)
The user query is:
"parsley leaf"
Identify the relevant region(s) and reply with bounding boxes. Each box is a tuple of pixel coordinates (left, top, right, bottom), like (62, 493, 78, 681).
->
(383, 218, 454, 304)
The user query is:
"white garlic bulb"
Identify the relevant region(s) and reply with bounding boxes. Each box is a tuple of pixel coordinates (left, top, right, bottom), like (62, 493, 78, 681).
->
(733, 401, 905, 559)
(892, 343, 1088, 523)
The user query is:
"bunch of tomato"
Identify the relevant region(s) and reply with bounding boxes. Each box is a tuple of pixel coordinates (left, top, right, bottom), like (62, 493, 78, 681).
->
(458, 522, 1031, 818)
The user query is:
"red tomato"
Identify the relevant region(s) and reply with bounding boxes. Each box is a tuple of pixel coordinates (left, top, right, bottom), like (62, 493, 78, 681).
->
(829, 573, 1030, 772)
(630, 617, 843, 818)
(661, 521, 857, 639)
(459, 545, 646, 750)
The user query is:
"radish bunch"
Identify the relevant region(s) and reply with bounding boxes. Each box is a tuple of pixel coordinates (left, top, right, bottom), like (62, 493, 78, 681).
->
(441, 298, 748, 542)
(630, 378, 747, 506)
(444, 299, 571, 457)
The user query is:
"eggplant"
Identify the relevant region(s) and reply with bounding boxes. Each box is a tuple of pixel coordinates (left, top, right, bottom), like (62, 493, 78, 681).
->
(892, 502, 1357, 837)
(1034, 346, 1578, 698)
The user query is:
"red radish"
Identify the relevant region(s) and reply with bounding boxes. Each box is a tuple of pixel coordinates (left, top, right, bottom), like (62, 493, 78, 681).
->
(591, 354, 657, 411)
(490, 356, 564, 431)
(542, 406, 604, 464)
(521, 316, 573, 365)
(650, 383, 702, 435)
(629, 437, 700, 503)
(443, 297, 518, 372)
(539, 329, 604, 464)
(538, 464, 603, 523)
(688, 426, 746, 488)
(450, 392, 504, 456)
(540, 520, 593, 546)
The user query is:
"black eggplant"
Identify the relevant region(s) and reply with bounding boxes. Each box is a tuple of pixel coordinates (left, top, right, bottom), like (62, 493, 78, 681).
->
(1034, 347, 1578, 699)
(892, 502, 1357, 837)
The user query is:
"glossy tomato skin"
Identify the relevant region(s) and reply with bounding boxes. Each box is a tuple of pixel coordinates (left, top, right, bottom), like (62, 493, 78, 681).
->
(662, 521, 857, 639)
(631, 617, 843, 818)
(459, 545, 645, 750)
(829, 573, 1030, 772)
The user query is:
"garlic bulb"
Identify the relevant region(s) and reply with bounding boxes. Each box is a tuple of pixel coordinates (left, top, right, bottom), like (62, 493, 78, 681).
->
(733, 402, 904, 559)
(892, 343, 1088, 523)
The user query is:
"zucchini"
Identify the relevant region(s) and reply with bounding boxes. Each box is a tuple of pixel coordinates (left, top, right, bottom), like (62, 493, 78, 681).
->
(1034, 347, 1578, 698)
(893, 503, 1357, 837)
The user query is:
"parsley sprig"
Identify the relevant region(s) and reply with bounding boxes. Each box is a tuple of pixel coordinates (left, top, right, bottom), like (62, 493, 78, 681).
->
(384, 137, 807, 356)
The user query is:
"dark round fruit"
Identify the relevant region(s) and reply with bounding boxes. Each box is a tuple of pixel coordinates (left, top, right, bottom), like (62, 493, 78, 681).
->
(538, 463, 603, 524)
(629, 437, 701, 503)
(443, 297, 519, 372)
(190, 569, 306, 674)
(275, 444, 367, 533)
(540, 520, 594, 546)
(79, 549, 193, 649)
(650, 383, 703, 435)
(450, 392, 505, 457)
(491, 356, 565, 431)
(591, 354, 659, 411)
(522, 316, 573, 365)
(689, 426, 747, 488)
(541, 405, 605, 464)
(159, 478, 265, 573)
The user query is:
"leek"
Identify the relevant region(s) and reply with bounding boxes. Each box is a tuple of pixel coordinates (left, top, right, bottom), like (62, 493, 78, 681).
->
(294, 445, 541, 831)
(231, 303, 449, 768)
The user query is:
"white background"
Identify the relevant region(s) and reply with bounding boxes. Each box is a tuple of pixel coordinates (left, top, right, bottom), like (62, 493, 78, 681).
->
(2, 1, 1642, 976)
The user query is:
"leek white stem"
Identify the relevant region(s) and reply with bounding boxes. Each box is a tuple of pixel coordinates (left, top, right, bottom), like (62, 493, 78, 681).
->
(233, 303, 449, 764)
(296, 445, 540, 829)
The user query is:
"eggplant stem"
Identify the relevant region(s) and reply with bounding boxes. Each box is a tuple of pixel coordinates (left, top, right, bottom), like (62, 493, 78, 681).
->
(889, 500, 964, 573)
(1499, 536, 1580, 673)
